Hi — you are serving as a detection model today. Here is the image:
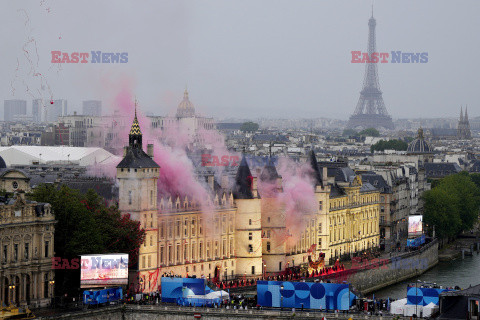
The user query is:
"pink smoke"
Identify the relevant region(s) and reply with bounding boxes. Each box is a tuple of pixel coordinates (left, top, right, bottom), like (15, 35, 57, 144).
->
(276, 157, 317, 246)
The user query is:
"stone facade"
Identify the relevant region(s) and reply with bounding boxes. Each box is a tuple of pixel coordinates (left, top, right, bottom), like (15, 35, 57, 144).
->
(118, 113, 381, 293)
(0, 191, 55, 308)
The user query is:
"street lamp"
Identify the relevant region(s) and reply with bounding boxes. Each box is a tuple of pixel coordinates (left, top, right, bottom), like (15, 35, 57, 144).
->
(9, 285, 15, 305)
(263, 264, 266, 279)
(49, 280, 55, 309)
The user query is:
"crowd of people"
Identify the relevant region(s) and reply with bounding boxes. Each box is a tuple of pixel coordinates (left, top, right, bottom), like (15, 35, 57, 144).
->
(211, 265, 347, 290)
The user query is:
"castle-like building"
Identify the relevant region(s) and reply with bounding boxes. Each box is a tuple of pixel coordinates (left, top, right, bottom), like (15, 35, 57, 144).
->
(117, 111, 380, 293)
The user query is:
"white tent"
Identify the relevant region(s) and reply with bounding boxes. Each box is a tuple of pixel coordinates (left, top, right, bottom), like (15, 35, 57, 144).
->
(205, 290, 229, 299)
(0, 146, 120, 167)
(403, 304, 423, 317)
(423, 302, 439, 317)
(390, 298, 407, 315)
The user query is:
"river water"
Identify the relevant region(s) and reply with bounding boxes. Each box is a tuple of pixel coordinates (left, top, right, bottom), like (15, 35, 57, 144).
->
(372, 251, 480, 299)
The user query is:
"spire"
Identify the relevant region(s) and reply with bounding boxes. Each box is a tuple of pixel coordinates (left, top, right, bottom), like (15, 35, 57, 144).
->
(371, 3, 374, 18)
(465, 105, 469, 122)
(460, 106, 464, 122)
(129, 99, 142, 148)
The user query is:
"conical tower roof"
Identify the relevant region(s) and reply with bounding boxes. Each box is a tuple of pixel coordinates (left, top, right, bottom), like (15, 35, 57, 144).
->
(233, 155, 253, 199)
(309, 150, 323, 187)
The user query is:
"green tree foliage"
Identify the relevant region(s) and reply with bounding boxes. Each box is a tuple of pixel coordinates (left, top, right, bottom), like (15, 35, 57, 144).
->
(342, 129, 358, 137)
(423, 188, 461, 239)
(370, 139, 408, 153)
(240, 121, 259, 132)
(31, 184, 145, 297)
(359, 128, 380, 137)
(423, 172, 480, 240)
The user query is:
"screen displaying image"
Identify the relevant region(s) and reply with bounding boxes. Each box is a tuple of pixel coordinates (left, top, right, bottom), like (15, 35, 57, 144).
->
(80, 254, 128, 287)
(408, 215, 423, 236)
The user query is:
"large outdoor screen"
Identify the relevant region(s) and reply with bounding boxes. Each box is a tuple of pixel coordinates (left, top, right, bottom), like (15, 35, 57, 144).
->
(80, 254, 128, 288)
(408, 215, 423, 236)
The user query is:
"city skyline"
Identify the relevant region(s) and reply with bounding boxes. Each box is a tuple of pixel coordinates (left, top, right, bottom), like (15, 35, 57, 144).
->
(1, 1, 480, 121)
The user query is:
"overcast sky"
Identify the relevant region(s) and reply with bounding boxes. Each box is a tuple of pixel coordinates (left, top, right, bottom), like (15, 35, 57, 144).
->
(1, 0, 479, 120)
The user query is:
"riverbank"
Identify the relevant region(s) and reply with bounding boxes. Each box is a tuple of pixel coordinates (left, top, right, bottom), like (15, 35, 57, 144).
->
(373, 246, 480, 300)
(438, 232, 480, 261)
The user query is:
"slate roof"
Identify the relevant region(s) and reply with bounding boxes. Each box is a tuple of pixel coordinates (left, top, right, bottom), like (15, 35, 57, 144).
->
(116, 147, 160, 169)
(424, 162, 461, 178)
(259, 157, 279, 182)
(309, 151, 323, 187)
(0, 156, 6, 169)
(362, 173, 391, 193)
(233, 155, 254, 199)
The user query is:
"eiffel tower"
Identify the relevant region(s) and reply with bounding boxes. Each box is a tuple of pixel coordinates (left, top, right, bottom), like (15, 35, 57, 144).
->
(346, 10, 394, 130)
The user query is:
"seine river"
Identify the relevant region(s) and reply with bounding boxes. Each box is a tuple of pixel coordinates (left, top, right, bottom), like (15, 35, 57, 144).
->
(372, 251, 480, 299)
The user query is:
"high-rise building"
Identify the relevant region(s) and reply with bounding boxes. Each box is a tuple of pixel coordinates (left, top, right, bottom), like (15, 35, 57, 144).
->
(4, 100, 27, 122)
(46, 99, 67, 122)
(32, 99, 43, 122)
(346, 11, 394, 130)
(82, 100, 102, 116)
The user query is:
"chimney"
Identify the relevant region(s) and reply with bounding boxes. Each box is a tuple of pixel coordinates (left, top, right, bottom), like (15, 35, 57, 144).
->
(252, 176, 258, 198)
(322, 167, 328, 186)
(207, 175, 215, 191)
(147, 144, 154, 158)
(220, 174, 229, 189)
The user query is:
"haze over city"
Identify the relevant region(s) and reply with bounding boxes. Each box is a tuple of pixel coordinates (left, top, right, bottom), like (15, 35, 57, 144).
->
(1, 0, 479, 120)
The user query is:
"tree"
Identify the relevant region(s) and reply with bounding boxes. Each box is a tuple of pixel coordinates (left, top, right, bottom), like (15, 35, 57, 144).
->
(423, 188, 461, 240)
(370, 139, 408, 153)
(436, 172, 480, 232)
(31, 184, 145, 297)
(359, 128, 380, 137)
(422, 172, 480, 241)
(342, 129, 358, 137)
(240, 121, 259, 132)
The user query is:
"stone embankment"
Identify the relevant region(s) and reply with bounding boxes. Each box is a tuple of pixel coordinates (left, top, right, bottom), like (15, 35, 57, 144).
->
(38, 305, 416, 320)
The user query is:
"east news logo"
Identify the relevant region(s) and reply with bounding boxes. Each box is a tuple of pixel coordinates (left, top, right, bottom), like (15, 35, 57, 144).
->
(51, 51, 128, 63)
(351, 51, 428, 63)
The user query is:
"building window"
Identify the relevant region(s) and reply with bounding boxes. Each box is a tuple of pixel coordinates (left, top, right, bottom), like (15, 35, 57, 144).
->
(267, 242, 271, 252)
(150, 190, 153, 205)
(44, 273, 49, 299)
(318, 238, 322, 247)
(24, 243, 29, 260)
(199, 242, 203, 259)
(248, 244, 253, 253)
(3, 245, 7, 263)
(279, 262, 282, 271)
(319, 201, 323, 210)
(13, 244, 18, 262)
(128, 191, 132, 205)
(142, 256, 146, 268)
(148, 255, 151, 268)
(318, 223, 322, 233)
(267, 217, 270, 223)
(44, 241, 49, 258)
(249, 219, 252, 225)
(160, 246, 164, 264)
(150, 236, 153, 246)
(249, 232, 252, 241)
(381, 206, 385, 213)
(251, 266, 255, 275)
(12, 181, 18, 190)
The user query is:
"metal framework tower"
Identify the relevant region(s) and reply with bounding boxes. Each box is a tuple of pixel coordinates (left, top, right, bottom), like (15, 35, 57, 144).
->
(346, 11, 394, 130)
